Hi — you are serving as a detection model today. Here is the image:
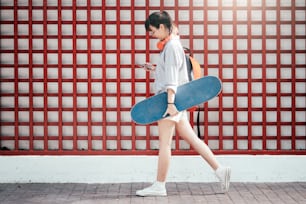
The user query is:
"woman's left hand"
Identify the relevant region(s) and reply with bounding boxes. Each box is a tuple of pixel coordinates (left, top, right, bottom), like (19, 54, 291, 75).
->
(163, 104, 179, 117)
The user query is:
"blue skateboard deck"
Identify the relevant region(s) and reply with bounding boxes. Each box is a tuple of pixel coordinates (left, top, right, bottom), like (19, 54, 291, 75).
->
(131, 76, 222, 125)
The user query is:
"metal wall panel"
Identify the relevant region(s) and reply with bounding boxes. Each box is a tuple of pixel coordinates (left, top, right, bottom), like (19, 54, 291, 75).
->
(0, 0, 305, 155)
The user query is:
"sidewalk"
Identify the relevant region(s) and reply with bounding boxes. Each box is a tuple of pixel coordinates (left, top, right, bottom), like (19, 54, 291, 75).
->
(0, 182, 305, 204)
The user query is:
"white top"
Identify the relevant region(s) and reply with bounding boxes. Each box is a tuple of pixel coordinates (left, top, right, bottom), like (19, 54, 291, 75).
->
(154, 37, 189, 94)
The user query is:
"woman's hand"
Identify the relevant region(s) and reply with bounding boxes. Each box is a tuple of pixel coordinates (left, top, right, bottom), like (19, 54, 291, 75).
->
(163, 104, 179, 118)
(137, 62, 156, 71)
(163, 88, 178, 117)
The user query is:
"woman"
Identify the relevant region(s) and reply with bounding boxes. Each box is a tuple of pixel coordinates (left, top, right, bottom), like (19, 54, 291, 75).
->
(136, 11, 231, 197)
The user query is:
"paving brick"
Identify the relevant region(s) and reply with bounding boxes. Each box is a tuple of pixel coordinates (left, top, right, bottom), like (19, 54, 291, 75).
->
(0, 183, 305, 204)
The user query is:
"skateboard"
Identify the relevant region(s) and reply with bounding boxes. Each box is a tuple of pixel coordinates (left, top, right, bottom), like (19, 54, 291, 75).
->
(130, 76, 222, 125)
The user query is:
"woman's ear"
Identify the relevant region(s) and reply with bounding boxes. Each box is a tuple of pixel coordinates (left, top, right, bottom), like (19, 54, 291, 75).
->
(159, 24, 165, 31)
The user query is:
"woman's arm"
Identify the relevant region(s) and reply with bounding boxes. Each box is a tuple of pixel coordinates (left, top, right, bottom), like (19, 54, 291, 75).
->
(163, 88, 178, 117)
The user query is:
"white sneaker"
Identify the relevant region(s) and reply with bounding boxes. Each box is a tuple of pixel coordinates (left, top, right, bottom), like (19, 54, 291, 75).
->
(215, 166, 231, 193)
(136, 182, 167, 197)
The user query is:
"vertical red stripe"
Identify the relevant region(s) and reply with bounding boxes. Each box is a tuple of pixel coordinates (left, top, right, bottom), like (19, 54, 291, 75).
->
(290, 0, 296, 150)
(14, 0, 19, 151)
(232, 0, 238, 151)
(87, 0, 92, 151)
(116, 0, 121, 151)
(28, 0, 34, 151)
(130, 0, 136, 151)
(58, 0, 63, 151)
(188, 0, 195, 147)
(43, 0, 48, 151)
(261, 0, 267, 151)
(145, 0, 151, 151)
(247, 0, 253, 151)
(72, 0, 78, 151)
(203, 0, 209, 145)
(276, 0, 281, 150)
(101, 0, 107, 151)
(218, 0, 224, 151)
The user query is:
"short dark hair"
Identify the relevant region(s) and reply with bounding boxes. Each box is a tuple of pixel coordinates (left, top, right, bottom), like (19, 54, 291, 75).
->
(145, 11, 173, 32)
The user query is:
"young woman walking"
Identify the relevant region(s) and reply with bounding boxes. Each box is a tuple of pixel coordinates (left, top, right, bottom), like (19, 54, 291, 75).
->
(136, 11, 231, 197)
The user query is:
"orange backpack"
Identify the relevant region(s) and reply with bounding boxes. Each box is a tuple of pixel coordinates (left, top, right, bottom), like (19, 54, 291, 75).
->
(184, 47, 202, 138)
(185, 53, 201, 81)
(184, 47, 201, 112)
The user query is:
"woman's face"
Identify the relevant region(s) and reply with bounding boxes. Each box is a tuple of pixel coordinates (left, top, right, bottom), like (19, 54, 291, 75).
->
(149, 24, 169, 41)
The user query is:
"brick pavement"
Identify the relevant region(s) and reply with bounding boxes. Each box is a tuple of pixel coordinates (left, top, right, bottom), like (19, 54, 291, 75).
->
(0, 182, 305, 204)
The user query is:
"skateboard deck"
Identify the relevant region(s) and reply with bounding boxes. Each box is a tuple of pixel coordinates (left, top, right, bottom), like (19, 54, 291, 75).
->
(130, 76, 222, 125)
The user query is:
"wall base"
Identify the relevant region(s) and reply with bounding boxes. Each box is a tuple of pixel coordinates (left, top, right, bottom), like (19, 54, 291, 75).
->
(0, 155, 305, 183)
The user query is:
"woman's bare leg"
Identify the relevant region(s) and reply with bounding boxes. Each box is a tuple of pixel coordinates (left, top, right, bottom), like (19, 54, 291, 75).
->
(156, 119, 176, 182)
(176, 118, 220, 170)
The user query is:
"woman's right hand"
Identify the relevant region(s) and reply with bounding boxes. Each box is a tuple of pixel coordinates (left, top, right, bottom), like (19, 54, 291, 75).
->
(137, 62, 156, 71)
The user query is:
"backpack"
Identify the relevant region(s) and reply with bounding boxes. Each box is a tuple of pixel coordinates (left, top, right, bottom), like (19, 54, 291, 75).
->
(184, 47, 201, 82)
(184, 47, 202, 138)
(184, 47, 201, 108)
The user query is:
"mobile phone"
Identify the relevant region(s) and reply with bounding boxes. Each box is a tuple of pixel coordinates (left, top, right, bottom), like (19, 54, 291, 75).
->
(136, 64, 154, 70)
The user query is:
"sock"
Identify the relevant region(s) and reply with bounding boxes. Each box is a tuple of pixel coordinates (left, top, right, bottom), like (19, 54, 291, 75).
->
(216, 166, 223, 173)
(155, 181, 166, 188)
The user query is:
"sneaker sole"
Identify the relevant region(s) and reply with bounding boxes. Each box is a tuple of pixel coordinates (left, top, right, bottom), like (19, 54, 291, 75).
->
(223, 167, 231, 192)
(136, 191, 167, 197)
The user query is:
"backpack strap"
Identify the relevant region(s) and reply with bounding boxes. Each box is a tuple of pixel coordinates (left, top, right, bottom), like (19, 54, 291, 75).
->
(196, 108, 201, 138)
(183, 47, 192, 57)
(185, 55, 193, 81)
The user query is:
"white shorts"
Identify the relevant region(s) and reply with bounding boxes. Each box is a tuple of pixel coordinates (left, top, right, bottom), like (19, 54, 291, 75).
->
(161, 110, 188, 123)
